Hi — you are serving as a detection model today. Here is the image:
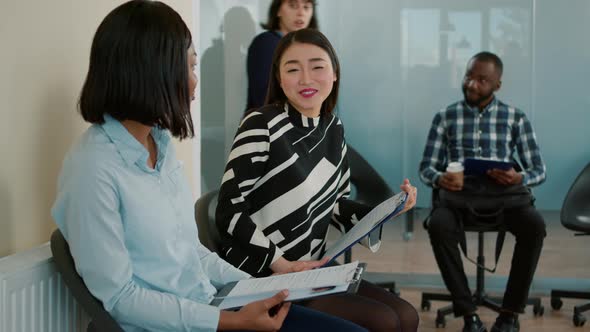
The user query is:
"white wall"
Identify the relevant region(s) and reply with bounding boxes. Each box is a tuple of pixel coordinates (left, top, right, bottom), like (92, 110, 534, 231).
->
(0, 0, 197, 257)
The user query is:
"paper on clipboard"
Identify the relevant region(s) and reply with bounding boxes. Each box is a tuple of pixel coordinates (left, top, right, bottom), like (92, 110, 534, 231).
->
(211, 261, 363, 310)
(322, 192, 407, 264)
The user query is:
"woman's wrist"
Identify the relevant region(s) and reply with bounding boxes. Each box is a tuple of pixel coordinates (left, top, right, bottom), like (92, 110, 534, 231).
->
(270, 256, 290, 273)
(218, 310, 243, 330)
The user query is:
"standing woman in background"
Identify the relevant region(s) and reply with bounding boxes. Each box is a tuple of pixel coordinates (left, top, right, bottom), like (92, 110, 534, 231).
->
(246, 0, 318, 111)
(218, 28, 420, 332)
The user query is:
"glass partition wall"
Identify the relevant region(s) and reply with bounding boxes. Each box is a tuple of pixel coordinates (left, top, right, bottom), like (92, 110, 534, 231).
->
(198, 0, 590, 281)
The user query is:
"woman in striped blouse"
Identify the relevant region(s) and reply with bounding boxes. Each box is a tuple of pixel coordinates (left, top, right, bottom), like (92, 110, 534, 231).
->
(216, 28, 419, 332)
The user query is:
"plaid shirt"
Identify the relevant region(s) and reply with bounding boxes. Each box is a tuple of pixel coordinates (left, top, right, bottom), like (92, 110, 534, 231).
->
(419, 98, 546, 187)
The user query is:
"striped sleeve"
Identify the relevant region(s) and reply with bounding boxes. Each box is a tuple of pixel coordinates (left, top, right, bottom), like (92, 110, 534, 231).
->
(419, 110, 448, 187)
(514, 112, 546, 186)
(215, 112, 281, 275)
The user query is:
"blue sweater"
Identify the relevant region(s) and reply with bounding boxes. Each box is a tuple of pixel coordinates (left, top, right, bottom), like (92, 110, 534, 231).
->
(246, 30, 282, 111)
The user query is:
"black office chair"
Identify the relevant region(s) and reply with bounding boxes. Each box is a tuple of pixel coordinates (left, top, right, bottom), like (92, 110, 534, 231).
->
(193, 147, 404, 255)
(421, 190, 544, 328)
(194, 189, 222, 253)
(50, 229, 124, 332)
(550, 162, 590, 327)
(345, 145, 412, 294)
(195, 187, 399, 294)
(347, 145, 414, 242)
(347, 146, 395, 207)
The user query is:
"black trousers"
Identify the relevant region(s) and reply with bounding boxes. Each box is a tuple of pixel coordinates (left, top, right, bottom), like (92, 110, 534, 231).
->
(427, 204, 546, 316)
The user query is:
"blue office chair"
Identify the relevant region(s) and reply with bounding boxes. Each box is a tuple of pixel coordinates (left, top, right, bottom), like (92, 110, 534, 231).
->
(550, 162, 590, 327)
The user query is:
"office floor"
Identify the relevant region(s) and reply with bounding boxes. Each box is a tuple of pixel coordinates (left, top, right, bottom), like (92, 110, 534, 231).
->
(335, 209, 590, 331)
(402, 289, 590, 331)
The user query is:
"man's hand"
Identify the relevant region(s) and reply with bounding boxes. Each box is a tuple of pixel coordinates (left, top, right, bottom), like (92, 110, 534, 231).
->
(438, 172, 463, 191)
(270, 256, 330, 274)
(399, 178, 418, 213)
(487, 168, 523, 185)
(219, 290, 291, 331)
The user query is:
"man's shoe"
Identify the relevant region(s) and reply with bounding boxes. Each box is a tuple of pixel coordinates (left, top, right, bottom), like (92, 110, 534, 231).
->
(463, 314, 487, 332)
(490, 314, 520, 332)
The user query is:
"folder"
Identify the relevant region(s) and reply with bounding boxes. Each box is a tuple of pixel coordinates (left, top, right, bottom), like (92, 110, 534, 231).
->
(210, 262, 365, 310)
(464, 158, 513, 176)
(321, 192, 408, 265)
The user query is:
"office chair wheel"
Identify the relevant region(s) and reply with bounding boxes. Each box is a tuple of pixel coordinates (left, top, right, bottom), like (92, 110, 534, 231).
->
(420, 299, 431, 311)
(573, 313, 586, 327)
(435, 312, 446, 328)
(533, 303, 544, 316)
(402, 231, 413, 241)
(551, 297, 563, 310)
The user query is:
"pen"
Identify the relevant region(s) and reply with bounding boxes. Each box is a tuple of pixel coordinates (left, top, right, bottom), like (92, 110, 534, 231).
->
(311, 285, 337, 293)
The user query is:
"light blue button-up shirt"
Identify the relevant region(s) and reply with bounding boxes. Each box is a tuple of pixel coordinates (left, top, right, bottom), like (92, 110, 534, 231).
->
(52, 115, 250, 332)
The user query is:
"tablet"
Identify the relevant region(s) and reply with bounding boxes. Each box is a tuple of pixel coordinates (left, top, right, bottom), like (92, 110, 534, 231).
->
(464, 158, 512, 175)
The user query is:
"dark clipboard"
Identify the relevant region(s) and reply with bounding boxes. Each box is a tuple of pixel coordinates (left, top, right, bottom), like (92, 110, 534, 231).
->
(210, 263, 366, 310)
(464, 158, 512, 176)
(322, 193, 408, 266)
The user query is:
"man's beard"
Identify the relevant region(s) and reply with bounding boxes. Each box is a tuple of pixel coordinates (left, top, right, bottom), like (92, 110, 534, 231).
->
(462, 87, 493, 107)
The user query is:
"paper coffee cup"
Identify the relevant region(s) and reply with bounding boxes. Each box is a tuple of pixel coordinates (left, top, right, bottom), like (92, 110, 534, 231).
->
(446, 162, 464, 173)
(446, 162, 464, 188)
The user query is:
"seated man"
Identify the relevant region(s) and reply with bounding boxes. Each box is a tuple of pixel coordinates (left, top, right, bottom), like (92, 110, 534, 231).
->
(418, 51, 547, 332)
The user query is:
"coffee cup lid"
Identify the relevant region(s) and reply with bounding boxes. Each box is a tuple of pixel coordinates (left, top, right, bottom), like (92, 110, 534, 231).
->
(446, 162, 464, 172)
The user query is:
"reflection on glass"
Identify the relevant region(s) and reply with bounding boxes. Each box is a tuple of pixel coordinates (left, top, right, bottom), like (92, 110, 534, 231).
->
(197, 0, 590, 280)
(447, 11, 482, 88)
(401, 9, 440, 71)
(199, 1, 258, 193)
(490, 7, 531, 57)
(490, 7, 531, 110)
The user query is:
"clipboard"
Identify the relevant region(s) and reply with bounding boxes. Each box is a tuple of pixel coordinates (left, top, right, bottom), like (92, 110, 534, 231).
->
(464, 158, 513, 176)
(210, 262, 366, 310)
(322, 192, 408, 265)
(346, 262, 365, 294)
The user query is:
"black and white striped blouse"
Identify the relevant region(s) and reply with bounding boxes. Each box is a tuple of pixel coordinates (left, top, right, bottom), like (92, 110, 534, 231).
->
(216, 103, 372, 277)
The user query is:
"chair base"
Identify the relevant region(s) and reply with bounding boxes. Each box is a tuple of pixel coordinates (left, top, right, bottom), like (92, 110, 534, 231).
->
(551, 289, 590, 327)
(421, 291, 544, 328)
